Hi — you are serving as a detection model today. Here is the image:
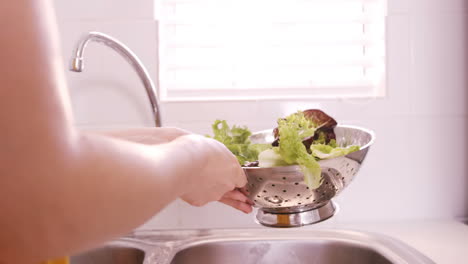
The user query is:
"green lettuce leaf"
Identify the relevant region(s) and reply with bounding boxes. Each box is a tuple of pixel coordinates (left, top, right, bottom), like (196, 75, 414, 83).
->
(310, 144, 360, 160)
(258, 148, 289, 167)
(209, 120, 271, 165)
(249, 143, 273, 155)
(275, 112, 323, 189)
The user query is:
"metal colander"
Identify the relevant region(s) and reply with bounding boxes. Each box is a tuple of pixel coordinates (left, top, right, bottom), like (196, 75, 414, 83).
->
(242, 125, 375, 227)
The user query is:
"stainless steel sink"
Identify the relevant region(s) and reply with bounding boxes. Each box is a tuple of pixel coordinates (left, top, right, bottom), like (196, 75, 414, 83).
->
(170, 240, 392, 264)
(70, 229, 435, 264)
(70, 244, 145, 264)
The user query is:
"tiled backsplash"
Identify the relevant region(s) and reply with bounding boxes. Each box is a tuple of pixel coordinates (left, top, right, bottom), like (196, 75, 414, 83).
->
(54, 0, 468, 229)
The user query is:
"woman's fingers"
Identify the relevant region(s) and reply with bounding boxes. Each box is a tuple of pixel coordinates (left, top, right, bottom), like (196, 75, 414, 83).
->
(218, 189, 254, 213)
(219, 197, 253, 214)
(222, 189, 254, 204)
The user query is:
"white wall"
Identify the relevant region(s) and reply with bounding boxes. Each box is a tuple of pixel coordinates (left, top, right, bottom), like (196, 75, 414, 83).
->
(54, 0, 468, 229)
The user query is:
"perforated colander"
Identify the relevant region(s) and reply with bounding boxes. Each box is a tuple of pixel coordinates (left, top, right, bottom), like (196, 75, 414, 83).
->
(242, 125, 375, 227)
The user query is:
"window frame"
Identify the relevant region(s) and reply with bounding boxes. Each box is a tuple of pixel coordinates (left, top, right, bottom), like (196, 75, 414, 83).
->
(155, 0, 387, 102)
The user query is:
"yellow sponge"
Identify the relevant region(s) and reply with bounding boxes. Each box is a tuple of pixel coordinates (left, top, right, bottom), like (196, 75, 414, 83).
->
(41, 257, 69, 264)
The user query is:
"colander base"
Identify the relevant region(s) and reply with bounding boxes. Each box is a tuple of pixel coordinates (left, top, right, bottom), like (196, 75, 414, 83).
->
(255, 201, 337, 228)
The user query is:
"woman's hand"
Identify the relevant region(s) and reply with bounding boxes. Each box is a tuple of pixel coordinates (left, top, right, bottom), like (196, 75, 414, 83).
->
(173, 135, 253, 213)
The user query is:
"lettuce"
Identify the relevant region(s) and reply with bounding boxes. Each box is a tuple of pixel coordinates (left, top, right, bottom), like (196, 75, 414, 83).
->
(258, 111, 359, 189)
(209, 110, 360, 190)
(275, 112, 322, 189)
(209, 120, 271, 165)
(258, 148, 289, 167)
(310, 144, 360, 160)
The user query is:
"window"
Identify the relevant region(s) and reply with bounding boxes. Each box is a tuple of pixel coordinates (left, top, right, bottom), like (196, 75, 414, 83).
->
(156, 0, 386, 101)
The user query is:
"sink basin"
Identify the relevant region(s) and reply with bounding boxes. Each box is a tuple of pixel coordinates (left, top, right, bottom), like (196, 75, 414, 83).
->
(171, 240, 392, 264)
(70, 229, 435, 264)
(70, 244, 145, 264)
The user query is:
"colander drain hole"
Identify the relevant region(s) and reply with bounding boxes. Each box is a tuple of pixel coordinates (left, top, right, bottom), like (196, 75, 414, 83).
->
(264, 196, 283, 204)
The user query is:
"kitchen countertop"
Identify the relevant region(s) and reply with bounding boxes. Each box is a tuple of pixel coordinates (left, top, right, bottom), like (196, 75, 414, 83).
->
(305, 220, 468, 264)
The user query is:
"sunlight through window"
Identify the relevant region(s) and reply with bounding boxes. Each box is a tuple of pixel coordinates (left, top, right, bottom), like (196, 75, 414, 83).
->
(156, 0, 386, 101)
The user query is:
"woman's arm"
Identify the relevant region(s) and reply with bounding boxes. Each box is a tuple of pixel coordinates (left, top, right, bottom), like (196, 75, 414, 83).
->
(88, 127, 255, 213)
(0, 1, 248, 263)
(85, 127, 192, 145)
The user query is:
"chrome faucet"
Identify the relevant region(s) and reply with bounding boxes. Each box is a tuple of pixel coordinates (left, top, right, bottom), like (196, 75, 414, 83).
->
(70, 31, 162, 127)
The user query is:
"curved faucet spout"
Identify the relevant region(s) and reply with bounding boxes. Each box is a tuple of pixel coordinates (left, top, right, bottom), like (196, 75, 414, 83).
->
(70, 31, 162, 127)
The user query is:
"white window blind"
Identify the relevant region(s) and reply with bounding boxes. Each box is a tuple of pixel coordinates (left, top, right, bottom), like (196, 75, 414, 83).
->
(156, 0, 386, 101)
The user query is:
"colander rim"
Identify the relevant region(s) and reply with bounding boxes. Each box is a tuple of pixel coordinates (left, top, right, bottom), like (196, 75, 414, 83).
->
(243, 125, 375, 171)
